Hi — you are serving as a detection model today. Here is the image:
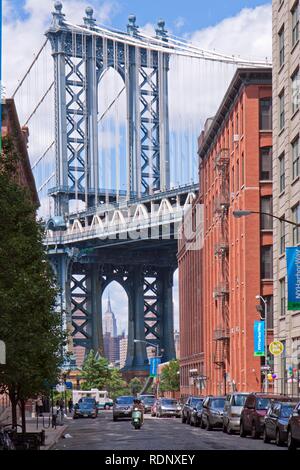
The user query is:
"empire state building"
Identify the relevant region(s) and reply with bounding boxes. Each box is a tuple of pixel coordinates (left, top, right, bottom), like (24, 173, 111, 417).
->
(103, 296, 117, 338)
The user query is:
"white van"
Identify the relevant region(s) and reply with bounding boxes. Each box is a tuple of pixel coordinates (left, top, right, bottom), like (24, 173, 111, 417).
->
(72, 389, 113, 409)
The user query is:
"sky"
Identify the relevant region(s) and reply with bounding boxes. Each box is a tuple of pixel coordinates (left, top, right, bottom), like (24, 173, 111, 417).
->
(2, 0, 273, 334)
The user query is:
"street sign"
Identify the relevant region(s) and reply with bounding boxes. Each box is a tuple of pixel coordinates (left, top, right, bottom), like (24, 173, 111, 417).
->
(149, 357, 161, 377)
(286, 246, 300, 310)
(65, 381, 73, 390)
(56, 384, 65, 392)
(0, 340, 6, 365)
(261, 366, 271, 371)
(254, 321, 265, 356)
(269, 341, 284, 356)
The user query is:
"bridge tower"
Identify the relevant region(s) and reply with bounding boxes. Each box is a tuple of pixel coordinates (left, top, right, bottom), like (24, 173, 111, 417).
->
(45, 2, 178, 374)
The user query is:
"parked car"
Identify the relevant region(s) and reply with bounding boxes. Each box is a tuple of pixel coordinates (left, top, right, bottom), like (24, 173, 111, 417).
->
(200, 396, 226, 430)
(140, 395, 156, 414)
(287, 401, 300, 450)
(222, 393, 249, 434)
(181, 396, 204, 424)
(156, 398, 182, 418)
(190, 399, 204, 426)
(151, 399, 160, 417)
(263, 401, 296, 446)
(112, 396, 135, 421)
(73, 399, 98, 419)
(240, 393, 292, 439)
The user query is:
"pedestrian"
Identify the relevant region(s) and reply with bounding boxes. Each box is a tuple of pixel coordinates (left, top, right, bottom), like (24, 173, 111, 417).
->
(68, 398, 74, 414)
(36, 397, 43, 417)
(59, 398, 65, 424)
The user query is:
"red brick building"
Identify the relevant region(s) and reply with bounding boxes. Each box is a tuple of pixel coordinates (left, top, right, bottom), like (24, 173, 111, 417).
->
(178, 68, 273, 396)
(1, 98, 39, 206)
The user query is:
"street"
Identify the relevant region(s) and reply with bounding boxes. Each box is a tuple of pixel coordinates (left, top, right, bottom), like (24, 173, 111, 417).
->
(53, 411, 286, 451)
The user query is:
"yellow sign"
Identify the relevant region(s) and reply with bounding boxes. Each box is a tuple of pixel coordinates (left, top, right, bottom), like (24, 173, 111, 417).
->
(269, 341, 284, 356)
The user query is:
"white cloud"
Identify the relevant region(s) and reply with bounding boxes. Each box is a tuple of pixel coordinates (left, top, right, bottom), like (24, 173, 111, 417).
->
(140, 22, 156, 37)
(174, 16, 185, 29)
(189, 4, 272, 62)
(3, 0, 120, 95)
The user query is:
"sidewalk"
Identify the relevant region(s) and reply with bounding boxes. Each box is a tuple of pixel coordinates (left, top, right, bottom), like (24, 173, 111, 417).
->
(24, 415, 70, 450)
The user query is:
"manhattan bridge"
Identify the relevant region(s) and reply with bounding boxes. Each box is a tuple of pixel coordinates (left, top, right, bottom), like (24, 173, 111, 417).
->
(12, 1, 271, 375)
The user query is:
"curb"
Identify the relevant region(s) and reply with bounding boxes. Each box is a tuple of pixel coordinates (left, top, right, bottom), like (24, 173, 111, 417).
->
(42, 424, 68, 450)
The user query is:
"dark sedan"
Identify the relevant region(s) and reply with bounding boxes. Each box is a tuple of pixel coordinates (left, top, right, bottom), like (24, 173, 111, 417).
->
(190, 399, 204, 426)
(140, 395, 156, 413)
(73, 400, 97, 419)
(263, 401, 296, 446)
(182, 396, 204, 424)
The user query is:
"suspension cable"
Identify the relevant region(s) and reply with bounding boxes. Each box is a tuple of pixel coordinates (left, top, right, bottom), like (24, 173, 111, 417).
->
(12, 39, 49, 98)
(23, 82, 54, 126)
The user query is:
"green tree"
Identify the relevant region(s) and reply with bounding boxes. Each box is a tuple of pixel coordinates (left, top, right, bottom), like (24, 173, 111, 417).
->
(0, 137, 64, 431)
(159, 360, 180, 392)
(106, 368, 129, 399)
(80, 351, 111, 390)
(129, 377, 143, 396)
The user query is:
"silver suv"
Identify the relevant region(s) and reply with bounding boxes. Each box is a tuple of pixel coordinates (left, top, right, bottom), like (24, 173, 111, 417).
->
(222, 393, 249, 434)
(112, 396, 134, 421)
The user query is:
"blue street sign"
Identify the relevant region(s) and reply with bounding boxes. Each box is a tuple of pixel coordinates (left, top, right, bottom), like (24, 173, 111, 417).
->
(286, 247, 300, 311)
(254, 320, 265, 357)
(65, 381, 73, 390)
(149, 357, 161, 377)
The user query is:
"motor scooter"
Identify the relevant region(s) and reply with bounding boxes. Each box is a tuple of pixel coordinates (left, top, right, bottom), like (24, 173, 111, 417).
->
(131, 407, 143, 429)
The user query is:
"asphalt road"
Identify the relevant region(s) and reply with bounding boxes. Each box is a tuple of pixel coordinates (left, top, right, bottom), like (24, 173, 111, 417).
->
(52, 411, 286, 450)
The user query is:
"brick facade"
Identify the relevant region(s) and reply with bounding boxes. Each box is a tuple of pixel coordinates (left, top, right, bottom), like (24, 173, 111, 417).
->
(178, 68, 273, 396)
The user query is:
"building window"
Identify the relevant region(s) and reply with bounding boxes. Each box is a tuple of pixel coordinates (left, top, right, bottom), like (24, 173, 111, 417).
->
(280, 216, 286, 254)
(280, 278, 286, 317)
(265, 295, 274, 330)
(236, 159, 240, 190)
(241, 103, 244, 134)
(231, 166, 234, 193)
(260, 147, 272, 180)
(260, 196, 273, 229)
(279, 26, 285, 67)
(292, 1, 299, 47)
(279, 153, 285, 192)
(292, 203, 300, 244)
(259, 98, 272, 130)
(292, 69, 300, 114)
(279, 91, 285, 130)
(292, 136, 299, 179)
(261, 245, 273, 279)
(241, 152, 245, 185)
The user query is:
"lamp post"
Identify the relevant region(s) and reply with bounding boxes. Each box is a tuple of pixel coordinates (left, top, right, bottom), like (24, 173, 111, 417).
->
(256, 295, 268, 393)
(233, 210, 300, 227)
(133, 339, 160, 397)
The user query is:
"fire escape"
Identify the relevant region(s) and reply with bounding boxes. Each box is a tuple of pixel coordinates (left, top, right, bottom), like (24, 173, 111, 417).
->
(213, 149, 230, 369)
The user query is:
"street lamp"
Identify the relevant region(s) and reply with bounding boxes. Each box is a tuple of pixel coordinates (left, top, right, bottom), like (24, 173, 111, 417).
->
(133, 339, 160, 398)
(233, 210, 300, 227)
(133, 339, 160, 359)
(256, 295, 268, 393)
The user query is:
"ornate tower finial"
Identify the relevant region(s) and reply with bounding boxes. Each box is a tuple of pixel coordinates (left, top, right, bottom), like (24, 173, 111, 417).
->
(52, 1, 65, 27)
(127, 15, 139, 36)
(84, 6, 96, 27)
(156, 18, 168, 41)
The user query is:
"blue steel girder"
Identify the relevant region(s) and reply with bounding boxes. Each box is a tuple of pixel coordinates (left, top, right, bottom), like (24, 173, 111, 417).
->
(46, 8, 170, 215)
(65, 54, 87, 193)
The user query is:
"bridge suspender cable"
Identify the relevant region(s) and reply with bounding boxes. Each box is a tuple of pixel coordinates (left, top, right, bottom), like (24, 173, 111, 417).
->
(12, 39, 49, 98)
(24, 82, 54, 126)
